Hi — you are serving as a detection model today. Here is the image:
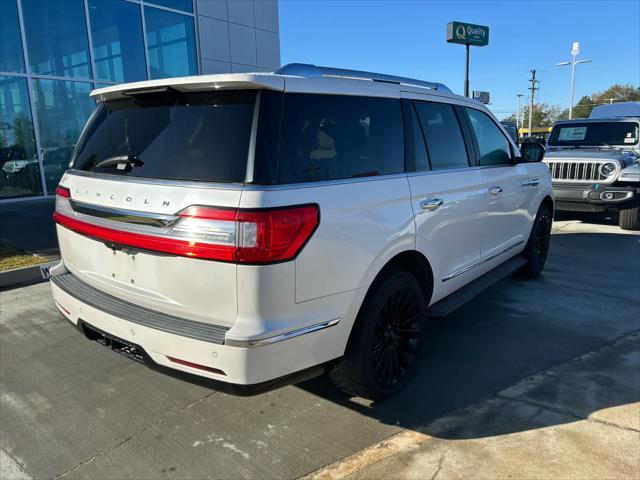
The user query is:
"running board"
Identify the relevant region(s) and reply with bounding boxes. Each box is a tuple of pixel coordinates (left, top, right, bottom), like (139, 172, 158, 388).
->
(428, 256, 527, 317)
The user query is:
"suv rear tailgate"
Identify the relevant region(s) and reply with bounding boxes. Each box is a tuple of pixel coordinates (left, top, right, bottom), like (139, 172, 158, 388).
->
(56, 172, 240, 328)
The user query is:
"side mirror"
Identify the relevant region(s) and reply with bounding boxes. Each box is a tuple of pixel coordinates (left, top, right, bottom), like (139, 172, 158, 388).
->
(519, 142, 546, 163)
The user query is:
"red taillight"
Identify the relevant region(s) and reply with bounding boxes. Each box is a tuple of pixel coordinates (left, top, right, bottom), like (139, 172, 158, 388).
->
(55, 186, 70, 198)
(53, 204, 319, 264)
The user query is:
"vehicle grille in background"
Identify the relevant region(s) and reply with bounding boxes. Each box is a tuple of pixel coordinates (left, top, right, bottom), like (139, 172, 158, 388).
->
(545, 160, 615, 183)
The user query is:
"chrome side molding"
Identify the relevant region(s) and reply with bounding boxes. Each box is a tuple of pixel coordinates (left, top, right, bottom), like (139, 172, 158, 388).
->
(442, 240, 525, 282)
(225, 319, 340, 348)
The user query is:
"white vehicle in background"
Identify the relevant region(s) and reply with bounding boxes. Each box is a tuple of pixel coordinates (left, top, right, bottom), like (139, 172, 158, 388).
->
(49, 64, 553, 399)
(544, 111, 640, 230)
(589, 101, 640, 119)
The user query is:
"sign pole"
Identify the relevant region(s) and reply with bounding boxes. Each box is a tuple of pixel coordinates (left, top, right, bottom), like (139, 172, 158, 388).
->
(465, 44, 470, 97)
(447, 21, 489, 97)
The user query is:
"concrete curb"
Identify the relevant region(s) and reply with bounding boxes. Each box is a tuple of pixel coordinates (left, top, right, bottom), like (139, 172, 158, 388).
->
(0, 259, 59, 291)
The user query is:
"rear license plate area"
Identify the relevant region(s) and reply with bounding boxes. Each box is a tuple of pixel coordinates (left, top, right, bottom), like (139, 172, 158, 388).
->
(80, 321, 146, 364)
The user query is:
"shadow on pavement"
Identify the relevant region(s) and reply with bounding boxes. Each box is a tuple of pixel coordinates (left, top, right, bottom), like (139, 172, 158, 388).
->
(554, 209, 619, 227)
(294, 229, 640, 438)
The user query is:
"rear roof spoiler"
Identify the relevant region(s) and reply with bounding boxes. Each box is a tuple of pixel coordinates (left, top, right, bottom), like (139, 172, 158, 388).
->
(90, 73, 285, 101)
(276, 63, 452, 93)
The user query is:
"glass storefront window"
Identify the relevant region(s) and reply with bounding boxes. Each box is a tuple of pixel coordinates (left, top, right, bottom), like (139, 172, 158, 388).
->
(89, 0, 147, 83)
(31, 79, 95, 193)
(0, 1, 25, 73)
(0, 76, 42, 199)
(22, 0, 91, 79)
(147, 0, 194, 13)
(145, 7, 197, 79)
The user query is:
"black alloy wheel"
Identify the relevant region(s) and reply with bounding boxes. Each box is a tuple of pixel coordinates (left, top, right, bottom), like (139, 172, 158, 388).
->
(533, 208, 552, 259)
(520, 204, 553, 277)
(330, 271, 426, 400)
(371, 287, 421, 388)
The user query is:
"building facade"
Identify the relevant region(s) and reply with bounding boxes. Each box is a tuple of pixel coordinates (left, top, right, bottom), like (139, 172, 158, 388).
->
(0, 0, 280, 201)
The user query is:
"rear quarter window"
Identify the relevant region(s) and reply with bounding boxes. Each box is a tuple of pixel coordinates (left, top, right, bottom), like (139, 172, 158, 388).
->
(262, 93, 404, 184)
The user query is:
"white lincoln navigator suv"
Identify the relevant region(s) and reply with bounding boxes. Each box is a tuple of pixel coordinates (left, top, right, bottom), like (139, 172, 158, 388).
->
(50, 64, 553, 400)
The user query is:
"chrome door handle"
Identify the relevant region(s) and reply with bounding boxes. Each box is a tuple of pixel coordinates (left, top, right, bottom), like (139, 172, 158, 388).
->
(420, 198, 444, 211)
(520, 178, 541, 187)
(488, 186, 503, 195)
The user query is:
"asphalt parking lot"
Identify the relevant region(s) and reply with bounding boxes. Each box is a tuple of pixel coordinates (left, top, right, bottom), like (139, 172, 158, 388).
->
(1, 213, 639, 479)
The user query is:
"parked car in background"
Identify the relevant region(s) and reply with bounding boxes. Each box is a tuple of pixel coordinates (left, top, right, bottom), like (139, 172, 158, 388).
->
(519, 126, 552, 143)
(544, 116, 640, 229)
(49, 64, 553, 400)
(590, 101, 640, 119)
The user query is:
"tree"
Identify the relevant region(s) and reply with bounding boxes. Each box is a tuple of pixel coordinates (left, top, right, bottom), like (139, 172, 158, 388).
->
(592, 84, 640, 105)
(502, 103, 562, 129)
(558, 96, 594, 120)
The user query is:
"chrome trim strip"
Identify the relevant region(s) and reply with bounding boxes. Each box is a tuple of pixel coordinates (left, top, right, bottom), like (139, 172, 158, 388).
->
(442, 240, 525, 282)
(441, 261, 482, 283)
(69, 200, 178, 228)
(224, 319, 340, 348)
(482, 239, 525, 264)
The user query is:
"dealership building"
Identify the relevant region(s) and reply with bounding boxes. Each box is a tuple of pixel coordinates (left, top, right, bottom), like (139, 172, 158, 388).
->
(0, 0, 281, 201)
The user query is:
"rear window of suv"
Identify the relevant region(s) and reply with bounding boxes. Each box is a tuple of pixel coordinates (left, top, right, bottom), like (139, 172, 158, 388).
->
(72, 90, 256, 183)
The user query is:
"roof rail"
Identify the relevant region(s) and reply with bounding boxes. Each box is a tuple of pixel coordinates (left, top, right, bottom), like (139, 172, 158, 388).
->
(275, 63, 452, 93)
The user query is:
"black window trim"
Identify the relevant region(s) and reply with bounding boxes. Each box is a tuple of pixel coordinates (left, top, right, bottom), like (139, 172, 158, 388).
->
(453, 104, 478, 167)
(401, 98, 431, 173)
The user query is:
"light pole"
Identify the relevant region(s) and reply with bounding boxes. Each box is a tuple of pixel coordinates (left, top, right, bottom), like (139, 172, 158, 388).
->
(557, 42, 591, 119)
(516, 94, 524, 131)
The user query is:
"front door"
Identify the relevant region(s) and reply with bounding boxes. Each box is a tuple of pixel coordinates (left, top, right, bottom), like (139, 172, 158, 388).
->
(463, 107, 531, 261)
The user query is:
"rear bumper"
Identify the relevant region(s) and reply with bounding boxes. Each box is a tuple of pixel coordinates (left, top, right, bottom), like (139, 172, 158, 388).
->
(552, 184, 640, 212)
(51, 273, 345, 386)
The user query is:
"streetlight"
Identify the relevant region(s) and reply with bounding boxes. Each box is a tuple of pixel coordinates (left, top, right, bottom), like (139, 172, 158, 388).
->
(516, 94, 524, 131)
(557, 42, 591, 119)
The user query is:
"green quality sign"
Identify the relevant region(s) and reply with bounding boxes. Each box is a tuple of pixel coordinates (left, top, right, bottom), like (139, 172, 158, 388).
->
(447, 21, 489, 47)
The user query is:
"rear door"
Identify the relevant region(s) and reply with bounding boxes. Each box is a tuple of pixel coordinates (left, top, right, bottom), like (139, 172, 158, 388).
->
(463, 107, 531, 261)
(404, 97, 487, 302)
(54, 90, 258, 327)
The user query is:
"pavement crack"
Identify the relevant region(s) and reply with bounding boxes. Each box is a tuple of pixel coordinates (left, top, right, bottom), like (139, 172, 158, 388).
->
(49, 391, 217, 480)
(430, 452, 445, 480)
(498, 395, 640, 434)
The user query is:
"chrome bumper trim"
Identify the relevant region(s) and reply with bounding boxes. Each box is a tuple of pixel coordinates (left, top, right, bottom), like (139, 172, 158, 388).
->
(224, 319, 340, 348)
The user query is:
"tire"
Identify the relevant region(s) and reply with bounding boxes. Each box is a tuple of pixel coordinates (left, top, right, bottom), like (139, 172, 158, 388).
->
(520, 203, 553, 278)
(619, 206, 640, 230)
(330, 271, 426, 400)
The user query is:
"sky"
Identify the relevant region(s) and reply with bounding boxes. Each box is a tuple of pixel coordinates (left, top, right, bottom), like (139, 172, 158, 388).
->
(278, 0, 640, 120)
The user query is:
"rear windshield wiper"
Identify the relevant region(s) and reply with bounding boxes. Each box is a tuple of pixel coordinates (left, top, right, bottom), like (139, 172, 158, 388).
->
(94, 154, 144, 171)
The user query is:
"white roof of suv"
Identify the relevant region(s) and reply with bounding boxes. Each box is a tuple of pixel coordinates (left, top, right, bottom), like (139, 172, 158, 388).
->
(91, 63, 464, 103)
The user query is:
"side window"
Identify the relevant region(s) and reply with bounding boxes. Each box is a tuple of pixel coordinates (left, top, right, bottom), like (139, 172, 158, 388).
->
(276, 93, 404, 183)
(414, 101, 469, 170)
(466, 108, 512, 166)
